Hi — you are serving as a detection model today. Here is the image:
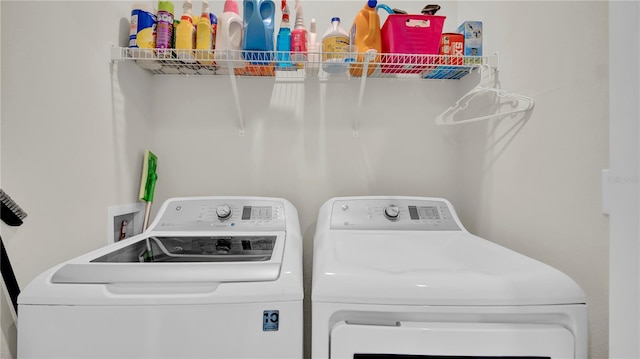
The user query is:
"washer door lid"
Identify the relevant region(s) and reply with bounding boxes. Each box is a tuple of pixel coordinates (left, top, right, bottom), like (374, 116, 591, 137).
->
(51, 233, 286, 284)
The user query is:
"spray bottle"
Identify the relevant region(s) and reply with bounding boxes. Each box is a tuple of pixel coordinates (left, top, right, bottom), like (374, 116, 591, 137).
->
(306, 18, 320, 76)
(175, 0, 195, 61)
(196, 1, 214, 65)
(214, 0, 244, 66)
(276, 0, 292, 69)
(290, 0, 307, 66)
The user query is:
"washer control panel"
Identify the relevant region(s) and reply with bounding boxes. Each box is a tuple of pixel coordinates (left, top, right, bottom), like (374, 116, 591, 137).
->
(330, 198, 461, 231)
(153, 198, 286, 231)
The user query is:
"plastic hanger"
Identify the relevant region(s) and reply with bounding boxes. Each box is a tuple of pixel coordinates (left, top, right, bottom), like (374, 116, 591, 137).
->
(435, 64, 535, 126)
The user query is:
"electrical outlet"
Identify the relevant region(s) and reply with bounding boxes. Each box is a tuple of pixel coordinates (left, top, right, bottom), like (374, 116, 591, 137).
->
(107, 203, 145, 244)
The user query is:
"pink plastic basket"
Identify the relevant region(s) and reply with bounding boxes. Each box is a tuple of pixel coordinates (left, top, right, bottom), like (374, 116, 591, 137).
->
(381, 15, 446, 74)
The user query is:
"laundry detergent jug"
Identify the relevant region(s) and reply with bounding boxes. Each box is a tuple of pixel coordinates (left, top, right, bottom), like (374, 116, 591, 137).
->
(242, 0, 276, 64)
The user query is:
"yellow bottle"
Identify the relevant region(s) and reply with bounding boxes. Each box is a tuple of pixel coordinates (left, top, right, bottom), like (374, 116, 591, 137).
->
(175, 0, 195, 61)
(196, 1, 214, 65)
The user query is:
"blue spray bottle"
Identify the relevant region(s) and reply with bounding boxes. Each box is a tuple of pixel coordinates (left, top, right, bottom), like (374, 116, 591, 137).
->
(276, 1, 292, 69)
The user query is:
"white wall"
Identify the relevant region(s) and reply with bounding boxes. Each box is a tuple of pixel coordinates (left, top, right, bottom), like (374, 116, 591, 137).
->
(1, 1, 608, 358)
(452, 2, 609, 357)
(608, 1, 640, 358)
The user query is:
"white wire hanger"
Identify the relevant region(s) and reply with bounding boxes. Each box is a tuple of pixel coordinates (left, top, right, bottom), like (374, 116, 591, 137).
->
(435, 64, 535, 126)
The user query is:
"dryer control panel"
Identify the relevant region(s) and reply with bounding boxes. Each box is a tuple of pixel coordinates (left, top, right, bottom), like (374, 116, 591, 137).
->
(152, 198, 286, 232)
(330, 198, 461, 231)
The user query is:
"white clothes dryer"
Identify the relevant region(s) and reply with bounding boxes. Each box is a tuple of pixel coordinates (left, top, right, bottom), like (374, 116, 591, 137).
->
(18, 196, 303, 359)
(312, 196, 587, 359)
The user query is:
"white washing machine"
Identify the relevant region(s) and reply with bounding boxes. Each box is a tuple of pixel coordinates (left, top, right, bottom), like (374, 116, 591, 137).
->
(312, 196, 587, 359)
(18, 196, 303, 359)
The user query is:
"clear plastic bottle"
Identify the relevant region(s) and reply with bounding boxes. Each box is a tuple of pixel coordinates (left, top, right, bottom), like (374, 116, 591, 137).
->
(322, 17, 349, 74)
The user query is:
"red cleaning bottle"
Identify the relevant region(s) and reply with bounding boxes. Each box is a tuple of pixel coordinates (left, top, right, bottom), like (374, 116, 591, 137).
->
(290, 0, 307, 65)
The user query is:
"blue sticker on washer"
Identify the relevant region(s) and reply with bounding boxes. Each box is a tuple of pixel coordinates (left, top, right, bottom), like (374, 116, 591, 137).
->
(263, 310, 279, 331)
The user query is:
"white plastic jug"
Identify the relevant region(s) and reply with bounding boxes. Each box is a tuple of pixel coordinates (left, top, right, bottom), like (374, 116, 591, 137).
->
(322, 17, 350, 74)
(214, 0, 245, 68)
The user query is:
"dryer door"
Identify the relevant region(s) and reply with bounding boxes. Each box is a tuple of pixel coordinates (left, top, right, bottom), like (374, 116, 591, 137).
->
(330, 321, 574, 358)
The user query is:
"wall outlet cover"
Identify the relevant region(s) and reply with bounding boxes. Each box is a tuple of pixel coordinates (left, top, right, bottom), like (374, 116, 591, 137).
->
(107, 202, 145, 244)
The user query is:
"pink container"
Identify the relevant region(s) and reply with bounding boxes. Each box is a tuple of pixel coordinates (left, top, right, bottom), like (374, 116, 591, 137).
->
(380, 14, 445, 73)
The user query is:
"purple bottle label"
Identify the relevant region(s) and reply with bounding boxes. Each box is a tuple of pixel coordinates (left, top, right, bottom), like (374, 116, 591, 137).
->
(156, 10, 174, 49)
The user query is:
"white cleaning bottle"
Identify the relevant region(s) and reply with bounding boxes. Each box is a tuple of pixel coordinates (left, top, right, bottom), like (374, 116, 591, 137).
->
(306, 18, 320, 76)
(214, 0, 245, 67)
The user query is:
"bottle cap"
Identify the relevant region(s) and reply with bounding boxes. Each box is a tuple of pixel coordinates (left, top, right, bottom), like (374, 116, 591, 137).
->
(158, 1, 174, 14)
(367, 0, 377, 9)
(331, 17, 340, 22)
(282, 1, 290, 22)
(310, 18, 317, 33)
(224, 0, 239, 14)
(294, 1, 305, 29)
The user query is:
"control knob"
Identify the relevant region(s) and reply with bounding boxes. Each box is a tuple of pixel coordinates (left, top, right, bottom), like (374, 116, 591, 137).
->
(383, 205, 400, 221)
(216, 205, 232, 220)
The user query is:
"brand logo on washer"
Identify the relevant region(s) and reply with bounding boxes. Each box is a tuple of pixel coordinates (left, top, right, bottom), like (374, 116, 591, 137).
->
(263, 310, 279, 331)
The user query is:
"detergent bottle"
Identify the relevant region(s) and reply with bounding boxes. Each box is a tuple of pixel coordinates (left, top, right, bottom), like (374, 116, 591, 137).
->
(196, 1, 214, 65)
(242, 0, 276, 64)
(349, 0, 382, 76)
(322, 17, 349, 74)
(275, 1, 292, 69)
(290, 0, 307, 65)
(214, 0, 244, 66)
(175, 0, 195, 61)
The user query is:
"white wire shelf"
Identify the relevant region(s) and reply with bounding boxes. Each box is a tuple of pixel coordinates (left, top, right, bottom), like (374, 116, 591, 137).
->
(109, 46, 527, 136)
(110, 47, 490, 80)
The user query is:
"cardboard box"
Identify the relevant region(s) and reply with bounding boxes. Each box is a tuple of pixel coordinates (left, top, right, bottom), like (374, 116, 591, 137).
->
(456, 21, 483, 57)
(439, 33, 464, 65)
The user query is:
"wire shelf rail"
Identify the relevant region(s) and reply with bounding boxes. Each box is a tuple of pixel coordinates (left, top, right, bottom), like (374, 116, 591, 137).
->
(110, 47, 489, 80)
